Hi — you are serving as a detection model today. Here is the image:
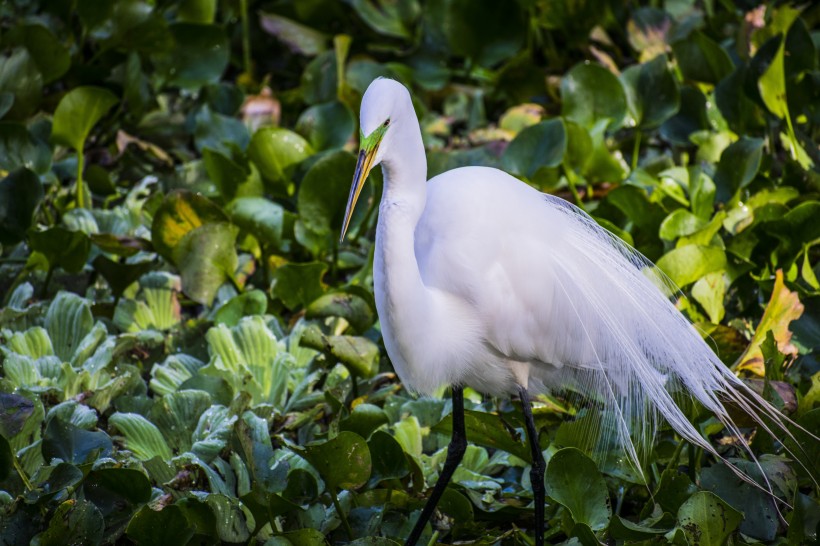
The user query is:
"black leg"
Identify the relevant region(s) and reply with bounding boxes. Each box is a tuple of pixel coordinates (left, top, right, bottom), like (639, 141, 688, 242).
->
(405, 386, 467, 546)
(519, 385, 545, 546)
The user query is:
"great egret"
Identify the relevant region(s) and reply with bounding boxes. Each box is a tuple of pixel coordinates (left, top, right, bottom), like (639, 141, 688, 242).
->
(341, 78, 805, 546)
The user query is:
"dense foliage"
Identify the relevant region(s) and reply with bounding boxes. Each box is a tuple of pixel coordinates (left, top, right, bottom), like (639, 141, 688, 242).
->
(0, 0, 818, 544)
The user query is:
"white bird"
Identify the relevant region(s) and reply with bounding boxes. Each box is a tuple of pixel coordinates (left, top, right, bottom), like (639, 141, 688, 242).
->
(341, 78, 808, 546)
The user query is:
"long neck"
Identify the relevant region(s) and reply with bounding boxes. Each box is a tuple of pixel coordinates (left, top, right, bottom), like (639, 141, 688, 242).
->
(373, 116, 431, 369)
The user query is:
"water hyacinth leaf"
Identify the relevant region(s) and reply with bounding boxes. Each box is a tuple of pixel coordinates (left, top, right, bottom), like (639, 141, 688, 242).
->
(214, 289, 268, 326)
(622, 55, 680, 129)
(609, 514, 669, 540)
(28, 462, 84, 504)
(762, 202, 820, 262)
(89, 234, 152, 257)
(501, 119, 566, 179)
(350, 0, 419, 39)
(7, 24, 70, 84)
(203, 148, 262, 201)
(296, 101, 356, 151)
(172, 222, 239, 306)
(194, 106, 250, 155)
(0, 393, 35, 438)
(340, 403, 389, 439)
(276, 528, 327, 546)
(675, 491, 742, 545)
(0, 122, 51, 174)
(701, 463, 778, 540)
(158, 23, 229, 89)
(659, 209, 707, 241)
(29, 227, 91, 274)
(306, 290, 376, 333)
(151, 190, 228, 263)
(258, 12, 328, 56)
(51, 86, 118, 153)
(0, 48, 43, 119)
(227, 197, 284, 249)
(671, 31, 733, 84)
(42, 418, 112, 465)
(0, 168, 43, 245)
(424, 0, 526, 67)
(126, 504, 194, 546)
(546, 448, 611, 530)
(299, 324, 379, 378)
(432, 409, 530, 462)
(659, 86, 709, 146)
(692, 272, 727, 324)
(715, 65, 765, 134)
(367, 430, 410, 483)
(36, 499, 105, 546)
(109, 413, 173, 460)
(561, 63, 627, 131)
(656, 245, 727, 287)
(735, 269, 803, 375)
(248, 127, 313, 195)
(270, 262, 328, 310)
(233, 411, 288, 494)
(713, 137, 763, 202)
(92, 256, 155, 299)
(296, 431, 371, 490)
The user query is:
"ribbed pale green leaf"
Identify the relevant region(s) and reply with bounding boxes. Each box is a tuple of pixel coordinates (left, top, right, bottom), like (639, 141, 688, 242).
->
(69, 322, 108, 368)
(46, 400, 98, 429)
(191, 405, 236, 462)
(149, 354, 204, 395)
(113, 299, 155, 333)
(148, 390, 212, 453)
(2, 352, 40, 387)
(45, 292, 93, 362)
(140, 272, 182, 330)
(109, 413, 173, 460)
(9, 327, 54, 358)
(7, 282, 33, 310)
(207, 494, 254, 542)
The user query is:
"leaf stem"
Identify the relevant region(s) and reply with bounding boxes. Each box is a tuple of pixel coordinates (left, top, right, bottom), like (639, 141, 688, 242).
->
(329, 488, 353, 540)
(631, 131, 642, 171)
(12, 453, 33, 491)
(76, 151, 87, 208)
(239, 0, 252, 78)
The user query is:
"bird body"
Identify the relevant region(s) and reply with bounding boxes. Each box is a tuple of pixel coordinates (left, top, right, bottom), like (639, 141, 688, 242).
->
(341, 78, 811, 546)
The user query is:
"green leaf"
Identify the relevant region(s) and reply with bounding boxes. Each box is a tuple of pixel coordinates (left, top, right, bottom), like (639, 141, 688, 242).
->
(36, 499, 104, 546)
(271, 262, 328, 310)
(609, 514, 669, 540)
(0, 122, 51, 174)
(42, 418, 112, 465)
(714, 137, 764, 201)
(202, 148, 262, 201)
(0, 168, 43, 245)
(259, 12, 328, 56)
(701, 463, 778, 540)
(305, 290, 376, 333)
(350, 0, 420, 39)
(622, 55, 680, 129)
(150, 190, 228, 263)
(8, 24, 70, 84)
(561, 63, 627, 130)
(692, 272, 727, 324)
(299, 324, 379, 378)
(109, 412, 173, 460)
(29, 227, 91, 274)
(0, 393, 35, 439)
(546, 448, 611, 530)
(296, 101, 356, 151)
(51, 86, 118, 152)
(675, 491, 742, 546)
(248, 127, 314, 195)
(501, 119, 566, 179)
(92, 256, 155, 299)
(227, 197, 284, 249)
(173, 222, 239, 306)
(341, 403, 389, 439)
(367, 430, 410, 483)
(0, 48, 43, 119)
(296, 431, 372, 490)
(672, 31, 733, 84)
(656, 245, 727, 287)
(214, 290, 268, 326)
(126, 505, 194, 546)
(84, 467, 152, 505)
(659, 209, 708, 241)
(432, 409, 530, 462)
(158, 23, 229, 89)
(148, 390, 212, 454)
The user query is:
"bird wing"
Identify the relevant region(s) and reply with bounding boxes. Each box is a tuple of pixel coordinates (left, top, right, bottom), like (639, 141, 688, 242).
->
(415, 166, 799, 477)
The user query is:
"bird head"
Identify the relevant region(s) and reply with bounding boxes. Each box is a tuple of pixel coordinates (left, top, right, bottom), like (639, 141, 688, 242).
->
(341, 78, 411, 241)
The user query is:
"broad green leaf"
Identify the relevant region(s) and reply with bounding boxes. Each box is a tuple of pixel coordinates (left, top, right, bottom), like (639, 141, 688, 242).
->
(158, 23, 229, 89)
(656, 245, 727, 287)
(296, 431, 371, 490)
(7, 24, 70, 84)
(367, 430, 410, 483)
(715, 65, 765, 134)
(0, 393, 35, 439)
(173, 222, 239, 306)
(501, 119, 566, 179)
(92, 255, 155, 298)
(148, 390, 212, 453)
(0, 168, 43, 245)
(714, 137, 764, 201)
(150, 190, 228, 263)
(701, 463, 779, 540)
(29, 227, 91, 274)
(350, 0, 419, 39)
(259, 12, 328, 56)
(214, 289, 268, 326)
(248, 127, 313, 195)
(177, 0, 216, 23)
(227, 197, 285, 249)
(561, 63, 627, 130)
(109, 412, 173, 460)
(393, 415, 423, 460)
(609, 514, 669, 540)
(546, 447, 611, 530)
(0, 122, 51, 174)
(42, 418, 112, 466)
(659, 209, 707, 241)
(36, 499, 104, 546)
(203, 148, 263, 201)
(692, 272, 727, 324)
(270, 262, 328, 310)
(126, 505, 194, 546)
(305, 290, 376, 333)
(85, 467, 152, 505)
(676, 491, 742, 546)
(0, 48, 43, 119)
(672, 31, 733, 84)
(621, 55, 680, 129)
(660, 86, 709, 146)
(296, 101, 356, 151)
(432, 409, 530, 462)
(735, 269, 803, 375)
(299, 324, 379, 378)
(191, 405, 236, 462)
(51, 86, 118, 152)
(340, 403, 389, 439)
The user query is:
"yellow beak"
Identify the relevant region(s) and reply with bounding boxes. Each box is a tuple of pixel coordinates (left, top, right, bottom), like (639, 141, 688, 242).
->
(340, 145, 378, 242)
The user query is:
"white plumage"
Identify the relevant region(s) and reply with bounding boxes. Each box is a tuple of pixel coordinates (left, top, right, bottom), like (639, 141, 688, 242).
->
(341, 81, 810, 541)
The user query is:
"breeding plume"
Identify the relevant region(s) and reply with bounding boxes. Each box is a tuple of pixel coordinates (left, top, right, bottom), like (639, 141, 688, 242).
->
(341, 78, 805, 546)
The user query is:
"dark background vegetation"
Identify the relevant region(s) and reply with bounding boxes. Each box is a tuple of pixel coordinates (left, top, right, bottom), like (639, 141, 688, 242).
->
(0, 0, 818, 544)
